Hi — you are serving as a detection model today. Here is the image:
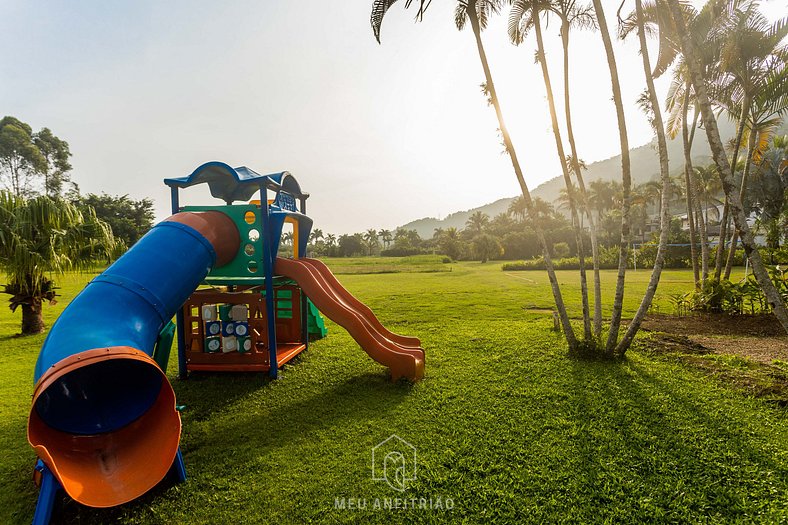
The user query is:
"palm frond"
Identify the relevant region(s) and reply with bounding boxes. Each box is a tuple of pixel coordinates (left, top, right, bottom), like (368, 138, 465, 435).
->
(371, 0, 429, 43)
(455, 2, 468, 31)
(0, 192, 117, 300)
(508, 0, 529, 44)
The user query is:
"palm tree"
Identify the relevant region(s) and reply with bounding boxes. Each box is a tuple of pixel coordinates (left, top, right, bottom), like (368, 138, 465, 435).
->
(712, 2, 788, 281)
(465, 210, 490, 236)
(378, 228, 393, 248)
(507, 194, 528, 221)
(310, 228, 324, 244)
(589, 0, 633, 353)
(637, 180, 662, 216)
(722, 65, 788, 278)
(489, 212, 516, 236)
(694, 163, 724, 230)
(633, 0, 720, 284)
(531, 197, 556, 221)
(509, 0, 592, 341)
(394, 226, 409, 245)
(438, 226, 464, 260)
(0, 192, 117, 334)
(325, 233, 337, 248)
(666, 0, 788, 333)
(662, 70, 704, 284)
(363, 228, 380, 255)
(556, 184, 578, 222)
(615, 0, 673, 355)
(681, 82, 701, 285)
(588, 180, 616, 223)
(548, 0, 603, 336)
(372, 0, 579, 350)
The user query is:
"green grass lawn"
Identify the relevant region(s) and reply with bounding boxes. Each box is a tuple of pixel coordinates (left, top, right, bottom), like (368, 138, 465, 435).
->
(1, 260, 785, 524)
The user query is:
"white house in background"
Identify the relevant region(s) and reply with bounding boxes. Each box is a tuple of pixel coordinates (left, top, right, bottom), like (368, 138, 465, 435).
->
(678, 203, 767, 246)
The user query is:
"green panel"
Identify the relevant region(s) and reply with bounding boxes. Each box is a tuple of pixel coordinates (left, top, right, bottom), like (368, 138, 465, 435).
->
(307, 299, 327, 339)
(276, 300, 292, 309)
(152, 320, 176, 370)
(218, 304, 233, 321)
(277, 310, 293, 319)
(276, 289, 292, 299)
(182, 204, 262, 280)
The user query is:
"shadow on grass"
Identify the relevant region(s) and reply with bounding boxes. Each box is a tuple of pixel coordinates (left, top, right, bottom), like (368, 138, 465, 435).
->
(39, 368, 412, 524)
(565, 357, 786, 522)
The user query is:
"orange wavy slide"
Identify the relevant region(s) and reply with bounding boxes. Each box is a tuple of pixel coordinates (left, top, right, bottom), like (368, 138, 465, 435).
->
(274, 257, 424, 381)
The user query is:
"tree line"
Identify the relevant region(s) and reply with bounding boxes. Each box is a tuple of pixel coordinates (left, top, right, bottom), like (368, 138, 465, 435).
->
(304, 173, 744, 266)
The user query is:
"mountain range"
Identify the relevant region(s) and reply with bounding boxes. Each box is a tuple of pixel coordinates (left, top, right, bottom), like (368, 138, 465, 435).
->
(400, 119, 786, 238)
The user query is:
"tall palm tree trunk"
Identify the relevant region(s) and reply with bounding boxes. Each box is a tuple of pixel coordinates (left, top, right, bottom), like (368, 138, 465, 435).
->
(681, 84, 700, 287)
(466, 1, 578, 349)
(667, 0, 788, 334)
(533, 13, 592, 341)
(713, 95, 750, 281)
(687, 107, 709, 280)
(694, 178, 709, 281)
(561, 21, 603, 338)
(616, 0, 671, 355)
(591, 0, 632, 353)
(723, 127, 756, 279)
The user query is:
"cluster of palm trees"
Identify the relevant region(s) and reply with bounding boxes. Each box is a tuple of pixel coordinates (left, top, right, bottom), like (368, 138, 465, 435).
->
(305, 226, 420, 257)
(371, 0, 788, 355)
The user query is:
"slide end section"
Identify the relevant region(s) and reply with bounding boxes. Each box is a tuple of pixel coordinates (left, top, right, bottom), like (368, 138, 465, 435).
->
(390, 355, 425, 382)
(28, 347, 181, 507)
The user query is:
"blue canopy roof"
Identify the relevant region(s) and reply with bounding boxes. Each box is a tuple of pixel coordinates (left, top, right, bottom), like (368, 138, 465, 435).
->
(164, 161, 308, 204)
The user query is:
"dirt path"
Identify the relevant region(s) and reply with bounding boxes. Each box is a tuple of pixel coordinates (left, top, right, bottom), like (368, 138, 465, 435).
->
(637, 313, 788, 406)
(640, 313, 787, 363)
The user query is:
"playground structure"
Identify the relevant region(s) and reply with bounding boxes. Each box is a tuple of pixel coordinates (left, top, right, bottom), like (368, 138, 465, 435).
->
(27, 162, 425, 524)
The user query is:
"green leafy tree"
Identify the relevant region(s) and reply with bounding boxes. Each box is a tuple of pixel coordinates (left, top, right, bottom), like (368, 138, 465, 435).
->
(73, 193, 155, 248)
(0, 116, 46, 197)
(472, 233, 503, 263)
(33, 127, 72, 197)
(0, 192, 117, 334)
(338, 233, 365, 257)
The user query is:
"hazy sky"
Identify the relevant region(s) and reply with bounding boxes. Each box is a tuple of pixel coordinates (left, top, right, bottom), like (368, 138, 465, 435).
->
(2, 0, 786, 234)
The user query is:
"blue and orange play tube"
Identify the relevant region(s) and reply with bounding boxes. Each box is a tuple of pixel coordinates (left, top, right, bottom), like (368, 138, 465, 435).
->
(27, 211, 239, 508)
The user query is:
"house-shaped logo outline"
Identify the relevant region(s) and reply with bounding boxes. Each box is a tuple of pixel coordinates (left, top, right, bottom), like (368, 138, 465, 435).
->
(371, 434, 417, 491)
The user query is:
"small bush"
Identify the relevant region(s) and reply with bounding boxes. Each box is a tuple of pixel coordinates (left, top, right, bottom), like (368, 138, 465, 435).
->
(501, 261, 529, 271)
(441, 256, 453, 264)
(688, 265, 788, 315)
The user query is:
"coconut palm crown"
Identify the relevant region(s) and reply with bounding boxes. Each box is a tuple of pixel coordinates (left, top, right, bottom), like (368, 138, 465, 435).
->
(0, 191, 117, 334)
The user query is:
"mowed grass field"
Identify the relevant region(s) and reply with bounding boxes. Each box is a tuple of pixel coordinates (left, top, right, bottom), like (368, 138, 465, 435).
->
(1, 257, 785, 524)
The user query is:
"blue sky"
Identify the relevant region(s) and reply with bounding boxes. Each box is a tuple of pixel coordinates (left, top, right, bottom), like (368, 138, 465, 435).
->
(2, 0, 786, 234)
